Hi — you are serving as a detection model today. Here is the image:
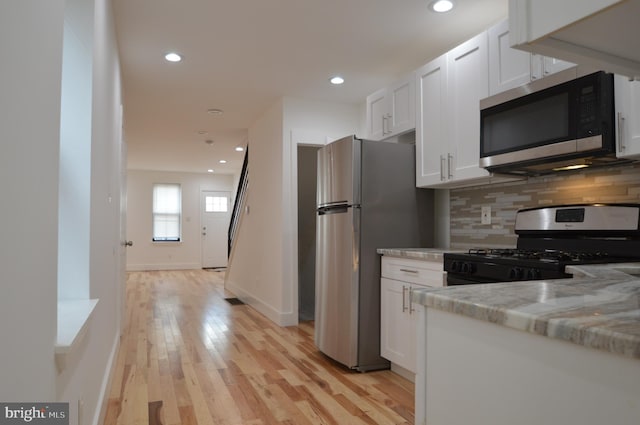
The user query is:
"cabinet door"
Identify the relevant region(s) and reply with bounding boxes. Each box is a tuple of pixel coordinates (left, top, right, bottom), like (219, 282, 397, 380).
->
(488, 19, 532, 96)
(531, 54, 575, 80)
(416, 55, 448, 187)
(388, 73, 416, 135)
(381, 277, 415, 371)
(366, 88, 387, 140)
(447, 32, 491, 182)
(615, 75, 640, 158)
(542, 56, 574, 76)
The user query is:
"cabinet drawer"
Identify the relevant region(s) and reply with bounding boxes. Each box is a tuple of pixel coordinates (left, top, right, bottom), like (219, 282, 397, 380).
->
(381, 256, 445, 287)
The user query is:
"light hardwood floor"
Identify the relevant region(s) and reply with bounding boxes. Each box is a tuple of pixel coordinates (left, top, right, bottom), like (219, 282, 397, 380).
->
(103, 270, 414, 425)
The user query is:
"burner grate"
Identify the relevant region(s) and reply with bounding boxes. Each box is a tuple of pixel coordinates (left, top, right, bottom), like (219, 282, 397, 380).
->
(467, 248, 612, 263)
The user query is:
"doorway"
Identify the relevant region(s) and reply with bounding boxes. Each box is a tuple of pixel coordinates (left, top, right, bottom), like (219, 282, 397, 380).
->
(297, 146, 320, 321)
(201, 190, 231, 268)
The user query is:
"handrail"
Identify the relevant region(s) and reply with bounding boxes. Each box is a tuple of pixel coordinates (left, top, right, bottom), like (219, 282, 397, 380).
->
(228, 148, 248, 256)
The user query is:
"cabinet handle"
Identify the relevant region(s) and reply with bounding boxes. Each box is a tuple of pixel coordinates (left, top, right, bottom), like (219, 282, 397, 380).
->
(384, 113, 393, 134)
(409, 287, 415, 314)
(400, 268, 418, 274)
(618, 112, 626, 152)
(402, 285, 408, 312)
(440, 155, 446, 181)
(447, 153, 454, 179)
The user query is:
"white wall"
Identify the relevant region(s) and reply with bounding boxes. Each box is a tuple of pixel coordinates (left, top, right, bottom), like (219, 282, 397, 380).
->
(225, 97, 360, 326)
(126, 170, 234, 270)
(0, 2, 125, 424)
(0, 0, 65, 401)
(225, 100, 286, 322)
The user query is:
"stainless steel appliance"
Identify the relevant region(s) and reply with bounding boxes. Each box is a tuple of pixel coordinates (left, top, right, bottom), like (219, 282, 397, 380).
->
(444, 204, 640, 285)
(315, 135, 432, 371)
(479, 69, 626, 175)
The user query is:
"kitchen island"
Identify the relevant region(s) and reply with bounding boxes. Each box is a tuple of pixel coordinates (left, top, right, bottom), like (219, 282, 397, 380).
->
(412, 263, 640, 425)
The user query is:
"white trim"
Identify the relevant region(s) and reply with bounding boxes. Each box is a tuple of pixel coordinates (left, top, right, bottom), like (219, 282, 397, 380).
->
(224, 281, 297, 326)
(286, 129, 334, 327)
(126, 262, 201, 271)
(93, 332, 120, 425)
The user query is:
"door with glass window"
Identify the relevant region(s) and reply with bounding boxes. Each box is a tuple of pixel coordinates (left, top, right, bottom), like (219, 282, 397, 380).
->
(201, 190, 231, 268)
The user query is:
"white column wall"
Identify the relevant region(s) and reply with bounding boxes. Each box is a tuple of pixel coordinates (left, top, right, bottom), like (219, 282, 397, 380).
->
(225, 100, 287, 323)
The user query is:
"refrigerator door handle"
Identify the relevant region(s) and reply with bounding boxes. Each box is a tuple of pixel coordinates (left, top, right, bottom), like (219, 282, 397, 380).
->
(318, 205, 350, 215)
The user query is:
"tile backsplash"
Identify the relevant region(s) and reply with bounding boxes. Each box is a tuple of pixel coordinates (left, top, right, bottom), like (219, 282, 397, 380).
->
(449, 163, 640, 249)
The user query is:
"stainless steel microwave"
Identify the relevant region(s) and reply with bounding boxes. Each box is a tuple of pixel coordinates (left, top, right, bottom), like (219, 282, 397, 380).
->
(479, 69, 624, 175)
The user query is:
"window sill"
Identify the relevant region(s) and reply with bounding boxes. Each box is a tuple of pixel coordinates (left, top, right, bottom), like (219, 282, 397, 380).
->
(55, 299, 99, 371)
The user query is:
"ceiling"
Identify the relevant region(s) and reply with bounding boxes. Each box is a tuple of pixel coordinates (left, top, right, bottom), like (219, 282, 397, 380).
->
(113, 0, 508, 176)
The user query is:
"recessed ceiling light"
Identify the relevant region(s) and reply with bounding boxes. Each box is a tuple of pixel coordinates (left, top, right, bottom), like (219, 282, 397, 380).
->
(164, 52, 182, 62)
(429, 0, 454, 13)
(197, 130, 208, 135)
(207, 169, 214, 173)
(207, 108, 224, 115)
(235, 146, 244, 152)
(219, 160, 227, 164)
(329, 76, 345, 85)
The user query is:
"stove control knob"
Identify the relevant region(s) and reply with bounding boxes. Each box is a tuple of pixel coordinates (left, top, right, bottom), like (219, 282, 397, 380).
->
(509, 267, 524, 280)
(450, 261, 460, 272)
(527, 269, 542, 280)
(461, 262, 476, 274)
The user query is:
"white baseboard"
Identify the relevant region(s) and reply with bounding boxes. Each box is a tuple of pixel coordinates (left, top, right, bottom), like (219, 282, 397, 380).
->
(225, 282, 297, 327)
(93, 333, 120, 425)
(126, 263, 201, 271)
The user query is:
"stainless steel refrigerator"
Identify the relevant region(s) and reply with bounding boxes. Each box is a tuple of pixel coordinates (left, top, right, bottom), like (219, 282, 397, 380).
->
(314, 135, 433, 371)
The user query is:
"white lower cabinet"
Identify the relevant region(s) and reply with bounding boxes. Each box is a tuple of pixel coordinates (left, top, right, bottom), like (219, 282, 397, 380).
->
(380, 256, 445, 376)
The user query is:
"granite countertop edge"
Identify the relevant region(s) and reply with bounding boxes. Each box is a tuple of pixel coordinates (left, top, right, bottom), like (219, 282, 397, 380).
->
(412, 263, 640, 360)
(377, 247, 464, 261)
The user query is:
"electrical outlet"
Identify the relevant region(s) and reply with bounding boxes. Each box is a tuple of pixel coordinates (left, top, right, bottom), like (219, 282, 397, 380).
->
(481, 206, 491, 225)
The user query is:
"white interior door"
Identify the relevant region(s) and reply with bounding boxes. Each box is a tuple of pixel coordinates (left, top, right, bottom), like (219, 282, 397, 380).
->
(201, 190, 231, 268)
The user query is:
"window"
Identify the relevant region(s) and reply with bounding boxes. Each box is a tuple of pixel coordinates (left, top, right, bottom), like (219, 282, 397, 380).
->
(153, 184, 181, 241)
(205, 195, 228, 212)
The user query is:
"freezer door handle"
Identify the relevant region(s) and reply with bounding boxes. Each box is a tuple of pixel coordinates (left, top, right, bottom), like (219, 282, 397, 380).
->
(318, 205, 350, 215)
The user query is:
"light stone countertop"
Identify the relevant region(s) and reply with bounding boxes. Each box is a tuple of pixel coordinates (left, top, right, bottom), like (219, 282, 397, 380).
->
(376, 247, 464, 261)
(412, 263, 640, 360)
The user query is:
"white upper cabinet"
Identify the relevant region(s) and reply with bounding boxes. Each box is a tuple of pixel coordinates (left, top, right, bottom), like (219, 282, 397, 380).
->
(615, 75, 640, 158)
(365, 73, 415, 140)
(447, 33, 492, 183)
(488, 19, 532, 95)
(416, 55, 448, 186)
(488, 19, 575, 96)
(531, 54, 575, 81)
(416, 29, 521, 188)
(366, 88, 387, 140)
(509, 0, 640, 80)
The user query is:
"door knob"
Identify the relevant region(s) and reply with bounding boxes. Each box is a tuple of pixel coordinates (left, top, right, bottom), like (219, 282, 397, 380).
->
(124, 240, 133, 247)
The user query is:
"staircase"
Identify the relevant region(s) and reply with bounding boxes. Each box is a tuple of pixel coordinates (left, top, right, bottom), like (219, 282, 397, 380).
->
(228, 148, 248, 256)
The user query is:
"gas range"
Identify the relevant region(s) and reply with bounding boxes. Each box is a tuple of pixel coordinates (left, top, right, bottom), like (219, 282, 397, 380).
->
(444, 204, 640, 285)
